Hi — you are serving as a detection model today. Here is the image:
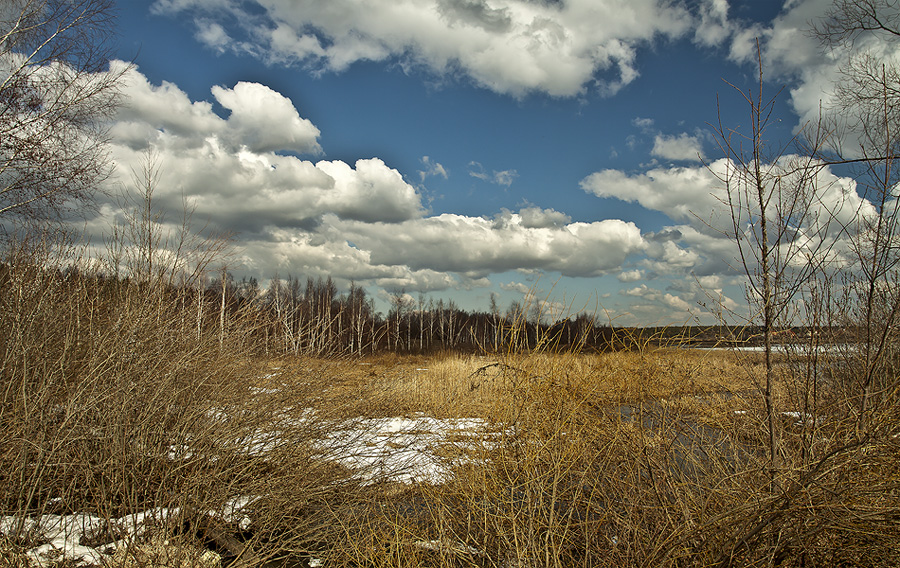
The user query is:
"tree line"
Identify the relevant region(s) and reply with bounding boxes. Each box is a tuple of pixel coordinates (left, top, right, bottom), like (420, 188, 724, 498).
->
(134, 269, 621, 356)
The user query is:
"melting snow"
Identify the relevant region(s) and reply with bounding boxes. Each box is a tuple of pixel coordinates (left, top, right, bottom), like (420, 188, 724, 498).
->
(2, 409, 497, 566)
(322, 413, 495, 484)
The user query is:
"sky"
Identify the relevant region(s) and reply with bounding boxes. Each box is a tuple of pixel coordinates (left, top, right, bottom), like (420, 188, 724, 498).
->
(77, 0, 886, 324)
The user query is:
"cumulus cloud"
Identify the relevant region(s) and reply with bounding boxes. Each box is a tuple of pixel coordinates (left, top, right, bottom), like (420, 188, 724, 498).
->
(652, 224, 739, 276)
(151, 0, 695, 97)
(582, 154, 875, 298)
(111, 60, 225, 142)
(501, 281, 532, 295)
(331, 213, 645, 279)
(211, 82, 322, 154)
(621, 284, 694, 315)
(232, 208, 647, 290)
(93, 66, 652, 299)
(581, 156, 867, 237)
(316, 159, 426, 222)
(693, 0, 735, 47)
(492, 206, 571, 229)
(617, 269, 643, 282)
(516, 206, 571, 229)
(103, 51, 875, 323)
(437, 0, 513, 33)
(728, 0, 827, 72)
(719, 0, 900, 156)
(651, 132, 704, 162)
(111, 63, 322, 156)
(106, 64, 426, 237)
(580, 159, 726, 223)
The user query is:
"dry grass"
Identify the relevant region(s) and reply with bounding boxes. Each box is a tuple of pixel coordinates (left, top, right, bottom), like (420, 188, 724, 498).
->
(316, 347, 900, 568)
(109, 536, 222, 568)
(2, 231, 897, 567)
(0, 237, 371, 567)
(340, 348, 759, 422)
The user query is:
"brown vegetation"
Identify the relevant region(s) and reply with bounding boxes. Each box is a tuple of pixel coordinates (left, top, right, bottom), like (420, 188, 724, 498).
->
(3, 259, 896, 567)
(2, 1, 900, 566)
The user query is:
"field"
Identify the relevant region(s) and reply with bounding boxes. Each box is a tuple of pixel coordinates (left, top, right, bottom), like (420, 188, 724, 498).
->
(4, 326, 899, 568)
(1, 240, 899, 568)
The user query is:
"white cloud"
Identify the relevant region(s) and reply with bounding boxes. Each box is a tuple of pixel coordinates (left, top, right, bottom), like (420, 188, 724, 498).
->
(112, 143, 425, 235)
(211, 82, 322, 155)
(112, 64, 322, 157)
(111, 61, 225, 142)
(106, 66, 425, 238)
(151, 0, 695, 97)
(229, 208, 647, 292)
(195, 19, 230, 53)
(469, 161, 518, 186)
(651, 132, 704, 162)
(500, 281, 531, 295)
(515, 206, 571, 229)
(617, 269, 643, 282)
(632, 116, 654, 131)
(93, 66, 651, 298)
(620, 284, 700, 319)
(492, 206, 571, 229)
(733, 0, 828, 72)
(657, 239, 701, 268)
(622, 283, 653, 297)
(662, 293, 693, 312)
(583, 154, 876, 294)
(315, 159, 426, 222)
(651, 224, 739, 277)
(492, 169, 518, 186)
(581, 156, 868, 237)
(419, 155, 449, 181)
(693, 0, 731, 47)
(720, 0, 900, 157)
(331, 213, 645, 279)
(580, 159, 726, 223)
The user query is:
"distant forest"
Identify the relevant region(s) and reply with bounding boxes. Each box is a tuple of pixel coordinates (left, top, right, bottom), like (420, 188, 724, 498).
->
(143, 271, 818, 356)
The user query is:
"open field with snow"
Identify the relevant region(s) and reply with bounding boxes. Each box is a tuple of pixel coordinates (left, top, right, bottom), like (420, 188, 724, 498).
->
(4, 345, 898, 568)
(2, 254, 898, 568)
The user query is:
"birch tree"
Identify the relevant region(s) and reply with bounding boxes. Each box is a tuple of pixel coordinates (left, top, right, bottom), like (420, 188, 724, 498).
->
(1, 0, 123, 223)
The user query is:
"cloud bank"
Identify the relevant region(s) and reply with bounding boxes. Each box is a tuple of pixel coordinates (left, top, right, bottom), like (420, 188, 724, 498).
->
(151, 0, 697, 97)
(579, 150, 873, 321)
(98, 64, 650, 296)
(94, 0, 887, 324)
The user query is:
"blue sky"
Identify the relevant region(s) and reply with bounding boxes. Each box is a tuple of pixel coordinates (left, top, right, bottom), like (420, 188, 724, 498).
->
(86, 0, 874, 324)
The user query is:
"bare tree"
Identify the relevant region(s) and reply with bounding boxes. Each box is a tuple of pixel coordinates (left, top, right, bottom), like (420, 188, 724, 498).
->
(814, 0, 900, 47)
(694, 16, 900, 564)
(0, 0, 122, 223)
(812, 0, 900, 425)
(711, 44, 843, 485)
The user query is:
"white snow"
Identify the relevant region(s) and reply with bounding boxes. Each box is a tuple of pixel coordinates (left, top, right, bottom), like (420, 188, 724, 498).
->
(1, 408, 498, 566)
(320, 413, 496, 484)
(1, 509, 180, 567)
(2, 367, 503, 566)
(215, 495, 260, 531)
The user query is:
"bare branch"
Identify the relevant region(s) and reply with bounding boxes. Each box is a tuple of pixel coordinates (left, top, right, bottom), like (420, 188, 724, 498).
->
(0, 0, 124, 225)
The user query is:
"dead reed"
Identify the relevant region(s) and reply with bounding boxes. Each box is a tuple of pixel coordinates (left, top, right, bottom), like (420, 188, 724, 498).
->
(2, 232, 897, 567)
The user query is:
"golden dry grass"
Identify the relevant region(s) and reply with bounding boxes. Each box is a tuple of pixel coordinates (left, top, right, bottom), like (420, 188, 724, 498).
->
(3, 271, 895, 568)
(293, 348, 763, 422)
(295, 348, 900, 568)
